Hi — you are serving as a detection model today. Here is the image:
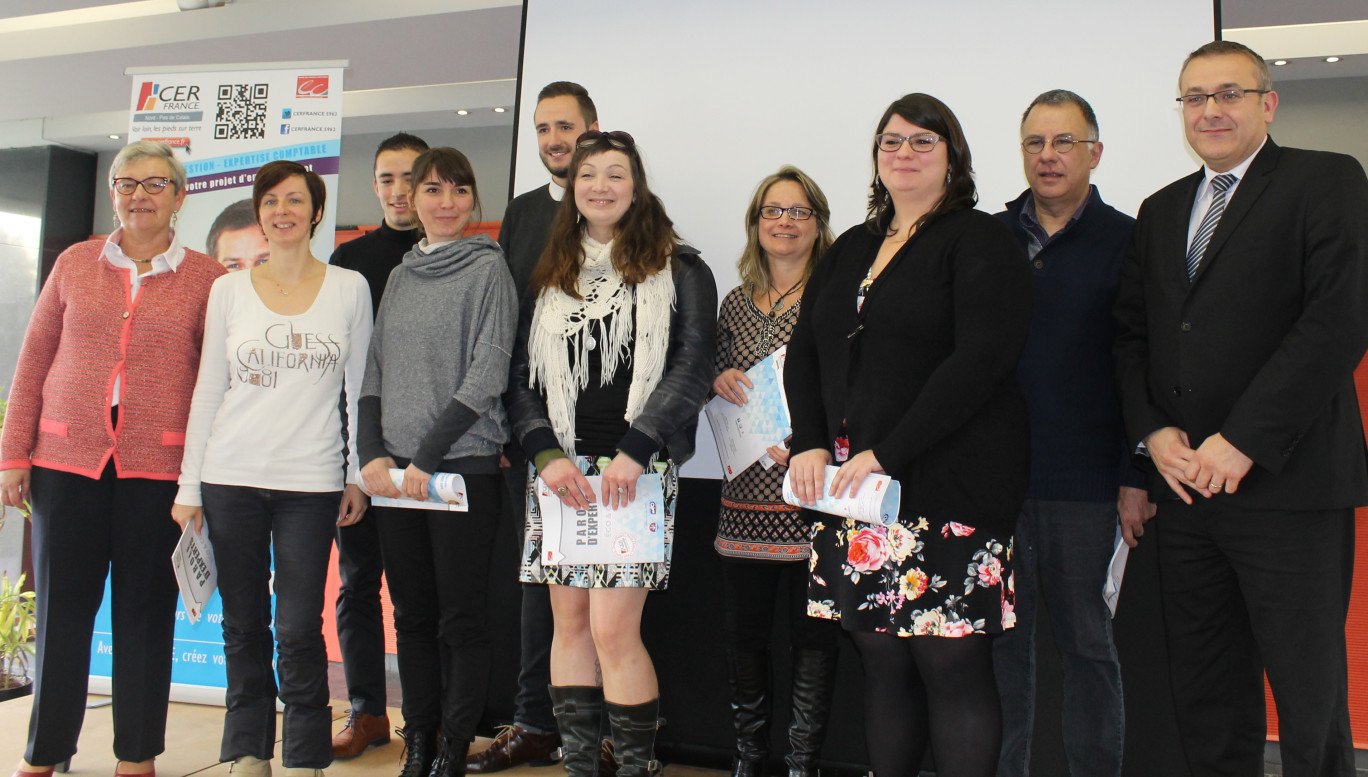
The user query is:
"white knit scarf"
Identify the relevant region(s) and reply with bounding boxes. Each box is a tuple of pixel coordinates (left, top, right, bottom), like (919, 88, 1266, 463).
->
(528, 236, 675, 455)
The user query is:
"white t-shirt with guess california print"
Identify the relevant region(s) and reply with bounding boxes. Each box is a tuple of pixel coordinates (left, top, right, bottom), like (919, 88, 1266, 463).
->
(176, 264, 373, 506)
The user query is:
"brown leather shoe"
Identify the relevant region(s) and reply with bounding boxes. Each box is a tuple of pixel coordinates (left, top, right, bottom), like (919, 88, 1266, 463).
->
(465, 725, 561, 773)
(599, 739, 618, 777)
(332, 709, 392, 758)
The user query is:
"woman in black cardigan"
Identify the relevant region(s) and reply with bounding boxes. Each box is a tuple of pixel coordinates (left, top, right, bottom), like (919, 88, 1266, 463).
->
(785, 93, 1031, 777)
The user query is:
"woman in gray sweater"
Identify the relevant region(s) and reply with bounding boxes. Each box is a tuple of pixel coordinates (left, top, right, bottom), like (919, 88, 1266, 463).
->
(357, 147, 518, 777)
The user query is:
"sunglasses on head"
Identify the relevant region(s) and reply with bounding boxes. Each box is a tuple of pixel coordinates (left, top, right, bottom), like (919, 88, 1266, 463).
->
(576, 130, 635, 149)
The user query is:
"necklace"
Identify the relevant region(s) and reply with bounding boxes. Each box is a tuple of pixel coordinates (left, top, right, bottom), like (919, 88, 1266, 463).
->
(128, 256, 153, 264)
(262, 267, 316, 296)
(767, 278, 804, 318)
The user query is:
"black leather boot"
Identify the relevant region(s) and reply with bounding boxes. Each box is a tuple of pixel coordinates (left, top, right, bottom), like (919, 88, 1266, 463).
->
(784, 648, 837, 777)
(427, 735, 470, 777)
(397, 728, 438, 777)
(726, 648, 771, 777)
(550, 685, 605, 777)
(605, 698, 662, 777)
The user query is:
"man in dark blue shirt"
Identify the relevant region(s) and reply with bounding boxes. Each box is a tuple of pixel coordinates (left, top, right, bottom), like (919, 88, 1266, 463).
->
(992, 90, 1152, 777)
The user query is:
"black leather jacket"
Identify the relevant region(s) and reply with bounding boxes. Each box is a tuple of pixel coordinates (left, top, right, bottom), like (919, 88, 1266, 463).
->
(505, 246, 717, 466)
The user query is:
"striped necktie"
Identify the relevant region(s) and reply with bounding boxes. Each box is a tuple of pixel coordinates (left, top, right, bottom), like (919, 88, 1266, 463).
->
(1186, 173, 1236, 280)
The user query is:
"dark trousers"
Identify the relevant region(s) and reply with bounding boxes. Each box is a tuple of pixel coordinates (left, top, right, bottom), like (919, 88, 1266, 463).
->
(720, 557, 839, 653)
(1155, 500, 1354, 777)
(203, 484, 339, 769)
(993, 499, 1123, 777)
(24, 464, 180, 766)
(505, 453, 556, 734)
(376, 473, 501, 740)
(334, 515, 388, 716)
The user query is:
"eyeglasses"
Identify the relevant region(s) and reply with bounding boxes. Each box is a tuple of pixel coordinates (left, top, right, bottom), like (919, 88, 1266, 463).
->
(111, 177, 172, 195)
(759, 206, 815, 221)
(1021, 136, 1097, 155)
(1176, 88, 1270, 109)
(875, 133, 941, 153)
(577, 130, 635, 149)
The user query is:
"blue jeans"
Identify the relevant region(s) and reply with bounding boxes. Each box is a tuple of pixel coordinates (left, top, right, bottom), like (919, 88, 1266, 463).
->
(992, 499, 1123, 777)
(204, 484, 340, 769)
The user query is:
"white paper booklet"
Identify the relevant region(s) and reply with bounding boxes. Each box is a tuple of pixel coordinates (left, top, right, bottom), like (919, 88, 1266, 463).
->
(1104, 524, 1130, 618)
(538, 474, 667, 566)
(368, 468, 469, 511)
(782, 465, 901, 526)
(704, 346, 792, 480)
(171, 522, 217, 624)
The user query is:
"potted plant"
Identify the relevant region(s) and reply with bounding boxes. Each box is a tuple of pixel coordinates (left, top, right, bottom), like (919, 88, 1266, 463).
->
(0, 571, 35, 701)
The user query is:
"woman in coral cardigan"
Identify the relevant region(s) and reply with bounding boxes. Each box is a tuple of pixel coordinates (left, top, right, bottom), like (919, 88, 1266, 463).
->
(0, 140, 225, 777)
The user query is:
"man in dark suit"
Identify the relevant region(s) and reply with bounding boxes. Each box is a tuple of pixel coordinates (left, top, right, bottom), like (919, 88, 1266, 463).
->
(1113, 40, 1368, 777)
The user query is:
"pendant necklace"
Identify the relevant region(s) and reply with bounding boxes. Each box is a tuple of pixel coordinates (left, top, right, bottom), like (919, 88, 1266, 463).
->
(767, 278, 804, 318)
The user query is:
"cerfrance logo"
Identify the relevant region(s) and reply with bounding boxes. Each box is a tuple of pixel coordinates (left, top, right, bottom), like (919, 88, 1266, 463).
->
(135, 82, 201, 111)
(296, 76, 329, 98)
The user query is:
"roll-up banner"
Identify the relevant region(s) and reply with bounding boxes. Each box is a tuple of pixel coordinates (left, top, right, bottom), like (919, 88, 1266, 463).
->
(88, 62, 344, 704)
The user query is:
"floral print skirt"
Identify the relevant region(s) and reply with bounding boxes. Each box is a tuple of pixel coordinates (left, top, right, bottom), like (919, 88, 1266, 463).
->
(519, 457, 678, 590)
(807, 514, 1015, 637)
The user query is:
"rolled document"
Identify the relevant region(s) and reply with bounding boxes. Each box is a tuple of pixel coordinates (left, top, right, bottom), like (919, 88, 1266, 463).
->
(782, 465, 900, 526)
(368, 468, 469, 511)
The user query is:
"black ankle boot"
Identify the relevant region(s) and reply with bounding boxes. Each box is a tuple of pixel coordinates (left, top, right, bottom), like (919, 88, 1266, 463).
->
(784, 648, 837, 777)
(726, 648, 771, 777)
(605, 699, 661, 777)
(398, 728, 438, 777)
(427, 735, 470, 777)
(550, 685, 605, 777)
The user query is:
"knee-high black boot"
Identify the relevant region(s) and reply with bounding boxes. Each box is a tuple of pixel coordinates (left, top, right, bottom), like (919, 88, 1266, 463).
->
(605, 699, 661, 777)
(726, 648, 771, 776)
(550, 685, 604, 777)
(784, 648, 837, 777)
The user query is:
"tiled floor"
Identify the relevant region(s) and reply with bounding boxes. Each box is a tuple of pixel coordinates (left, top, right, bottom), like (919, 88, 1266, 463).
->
(0, 693, 724, 777)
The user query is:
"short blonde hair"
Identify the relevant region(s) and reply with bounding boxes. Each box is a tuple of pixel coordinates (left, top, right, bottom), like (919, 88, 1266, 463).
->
(109, 140, 186, 192)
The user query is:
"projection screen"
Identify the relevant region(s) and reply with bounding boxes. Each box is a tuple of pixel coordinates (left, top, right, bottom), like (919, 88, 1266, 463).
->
(513, 0, 1218, 478)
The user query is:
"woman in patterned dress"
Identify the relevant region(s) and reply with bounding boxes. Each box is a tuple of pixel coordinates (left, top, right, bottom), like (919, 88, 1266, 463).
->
(711, 167, 840, 777)
(506, 130, 716, 777)
(785, 94, 1032, 777)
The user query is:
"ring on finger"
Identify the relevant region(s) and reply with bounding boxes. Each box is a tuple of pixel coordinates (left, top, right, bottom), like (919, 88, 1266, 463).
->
(556, 486, 568, 497)
(1210, 482, 1223, 490)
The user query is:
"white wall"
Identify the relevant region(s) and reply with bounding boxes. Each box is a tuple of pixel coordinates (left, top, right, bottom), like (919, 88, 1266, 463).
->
(91, 124, 514, 237)
(516, 0, 1216, 477)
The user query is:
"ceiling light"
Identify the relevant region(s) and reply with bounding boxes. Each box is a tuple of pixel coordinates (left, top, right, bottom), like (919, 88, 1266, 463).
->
(1325, 56, 1341, 63)
(108, 134, 121, 140)
(456, 109, 469, 115)
(1272, 60, 1288, 66)
(493, 107, 507, 113)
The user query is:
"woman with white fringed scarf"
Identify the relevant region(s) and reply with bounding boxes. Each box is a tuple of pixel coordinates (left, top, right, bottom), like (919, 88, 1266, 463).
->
(505, 130, 716, 777)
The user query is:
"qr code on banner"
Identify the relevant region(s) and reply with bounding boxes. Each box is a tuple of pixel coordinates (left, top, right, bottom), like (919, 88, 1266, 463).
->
(214, 83, 269, 140)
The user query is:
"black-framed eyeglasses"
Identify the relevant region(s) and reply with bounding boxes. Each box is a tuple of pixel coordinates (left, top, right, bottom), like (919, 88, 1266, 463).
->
(1021, 136, 1098, 155)
(758, 206, 815, 221)
(111, 176, 172, 195)
(875, 133, 941, 153)
(577, 130, 635, 149)
(1176, 88, 1270, 109)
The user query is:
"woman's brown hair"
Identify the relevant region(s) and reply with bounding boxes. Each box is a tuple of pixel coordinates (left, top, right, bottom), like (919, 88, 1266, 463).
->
(529, 132, 680, 299)
(865, 93, 977, 236)
(409, 147, 483, 238)
(252, 160, 327, 238)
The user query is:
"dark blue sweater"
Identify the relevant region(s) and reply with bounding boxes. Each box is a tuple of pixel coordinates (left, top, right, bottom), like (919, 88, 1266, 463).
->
(997, 186, 1147, 502)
